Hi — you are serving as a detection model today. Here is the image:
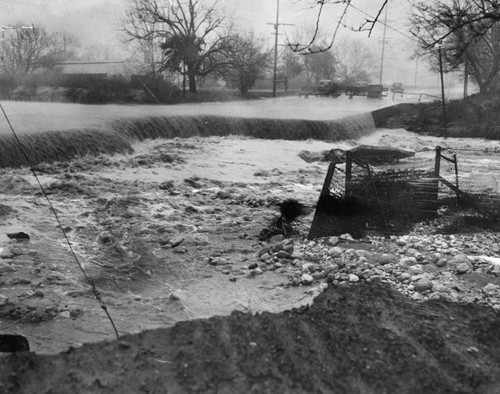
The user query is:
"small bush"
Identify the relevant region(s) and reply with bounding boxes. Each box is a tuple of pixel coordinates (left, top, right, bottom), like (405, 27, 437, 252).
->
(131, 75, 181, 103)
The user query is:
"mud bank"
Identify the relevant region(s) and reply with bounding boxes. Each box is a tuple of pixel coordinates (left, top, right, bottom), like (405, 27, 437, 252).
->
(2, 282, 500, 394)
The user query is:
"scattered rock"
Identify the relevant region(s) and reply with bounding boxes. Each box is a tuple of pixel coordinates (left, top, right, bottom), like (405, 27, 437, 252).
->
(328, 247, 343, 258)
(482, 283, 499, 295)
(275, 251, 293, 259)
(169, 291, 181, 301)
(59, 311, 71, 319)
(301, 274, 314, 285)
(435, 258, 448, 268)
(348, 274, 360, 283)
(170, 237, 185, 248)
(414, 278, 433, 293)
(491, 265, 500, 277)
(455, 263, 471, 274)
(302, 263, 316, 273)
(328, 236, 339, 246)
(258, 246, 271, 258)
(259, 253, 271, 261)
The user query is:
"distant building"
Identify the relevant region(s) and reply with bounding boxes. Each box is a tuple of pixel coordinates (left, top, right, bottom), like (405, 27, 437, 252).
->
(55, 60, 127, 78)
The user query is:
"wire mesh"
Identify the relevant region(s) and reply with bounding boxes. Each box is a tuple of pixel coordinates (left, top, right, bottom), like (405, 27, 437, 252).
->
(439, 147, 500, 215)
(310, 146, 500, 238)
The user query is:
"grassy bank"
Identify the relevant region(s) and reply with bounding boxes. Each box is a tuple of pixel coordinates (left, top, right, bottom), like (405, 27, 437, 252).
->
(0, 113, 376, 168)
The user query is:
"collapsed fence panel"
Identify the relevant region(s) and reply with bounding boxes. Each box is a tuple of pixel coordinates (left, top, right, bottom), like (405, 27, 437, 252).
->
(309, 146, 500, 239)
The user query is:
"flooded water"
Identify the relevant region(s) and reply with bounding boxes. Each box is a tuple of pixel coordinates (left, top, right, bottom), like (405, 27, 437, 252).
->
(0, 95, 430, 355)
(0, 94, 413, 135)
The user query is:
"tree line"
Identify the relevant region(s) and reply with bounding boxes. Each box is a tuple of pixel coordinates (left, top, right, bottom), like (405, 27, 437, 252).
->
(2, 0, 500, 99)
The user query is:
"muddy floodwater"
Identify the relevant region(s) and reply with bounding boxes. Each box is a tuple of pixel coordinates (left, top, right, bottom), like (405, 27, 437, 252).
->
(1, 95, 496, 355)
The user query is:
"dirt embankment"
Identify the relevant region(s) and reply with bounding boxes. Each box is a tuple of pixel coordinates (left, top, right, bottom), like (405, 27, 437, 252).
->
(2, 282, 500, 393)
(374, 93, 500, 139)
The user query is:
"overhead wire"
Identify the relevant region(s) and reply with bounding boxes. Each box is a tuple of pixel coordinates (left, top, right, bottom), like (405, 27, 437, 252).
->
(347, 2, 420, 44)
(0, 103, 120, 340)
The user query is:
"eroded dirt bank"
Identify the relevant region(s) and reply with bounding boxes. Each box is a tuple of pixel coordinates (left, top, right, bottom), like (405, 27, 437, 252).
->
(2, 281, 500, 394)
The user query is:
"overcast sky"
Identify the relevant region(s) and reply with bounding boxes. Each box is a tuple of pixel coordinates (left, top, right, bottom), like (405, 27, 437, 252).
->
(0, 0, 429, 84)
(0, 1, 410, 47)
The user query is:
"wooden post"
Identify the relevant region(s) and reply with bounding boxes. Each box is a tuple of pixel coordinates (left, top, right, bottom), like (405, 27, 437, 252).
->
(434, 146, 441, 178)
(320, 162, 336, 197)
(431, 146, 442, 204)
(345, 152, 352, 195)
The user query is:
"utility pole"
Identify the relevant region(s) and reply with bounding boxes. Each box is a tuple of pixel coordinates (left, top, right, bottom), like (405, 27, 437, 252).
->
(378, 2, 389, 85)
(268, 0, 293, 97)
(413, 56, 419, 86)
(463, 51, 469, 98)
(438, 45, 447, 138)
(272, 0, 280, 97)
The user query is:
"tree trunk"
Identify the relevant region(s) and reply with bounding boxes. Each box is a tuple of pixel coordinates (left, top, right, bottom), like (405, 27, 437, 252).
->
(188, 71, 197, 93)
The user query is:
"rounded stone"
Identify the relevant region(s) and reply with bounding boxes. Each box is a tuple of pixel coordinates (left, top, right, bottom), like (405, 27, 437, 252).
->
(414, 278, 433, 292)
(328, 247, 343, 258)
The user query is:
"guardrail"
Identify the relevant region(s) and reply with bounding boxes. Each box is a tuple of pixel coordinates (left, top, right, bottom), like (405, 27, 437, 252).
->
(392, 91, 442, 102)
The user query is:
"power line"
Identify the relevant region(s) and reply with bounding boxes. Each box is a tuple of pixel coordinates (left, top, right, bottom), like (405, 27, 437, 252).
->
(348, 3, 419, 44)
(0, 103, 120, 341)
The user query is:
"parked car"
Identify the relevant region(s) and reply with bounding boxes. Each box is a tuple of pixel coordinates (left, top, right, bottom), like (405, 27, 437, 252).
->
(367, 84, 388, 98)
(345, 81, 369, 97)
(316, 79, 342, 97)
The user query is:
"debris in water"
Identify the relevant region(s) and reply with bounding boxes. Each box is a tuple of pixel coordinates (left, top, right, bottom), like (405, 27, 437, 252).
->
(0, 334, 30, 353)
(7, 232, 30, 241)
(259, 199, 307, 241)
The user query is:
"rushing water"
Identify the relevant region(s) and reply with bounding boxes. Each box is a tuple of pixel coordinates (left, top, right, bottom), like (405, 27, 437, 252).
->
(0, 96, 422, 354)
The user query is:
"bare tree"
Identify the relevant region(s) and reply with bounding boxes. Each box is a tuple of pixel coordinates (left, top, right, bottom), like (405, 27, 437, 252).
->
(277, 47, 304, 91)
(122, 0, 232, 93)
(333, 37, 376, 85)
(0, 23, 63, 83)
(303, 47, 336, 85)
(122, 2, 166, 78)
(465, 24, 500, 93)
(220, 32, 272, 94)
(410, 0, 500, 94)
(410, 0, 500, 49)
(287, 0, 390, 54)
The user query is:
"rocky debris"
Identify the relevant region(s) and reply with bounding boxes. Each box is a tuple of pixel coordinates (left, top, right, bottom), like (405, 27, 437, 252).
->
(298, 145, 414, 166)
(252, 232, 500, 309)
(6, 232, 30, 241)
(349, 145, 415, 165)
(170, 236, 185, 248)
(298, 148, 346, 164)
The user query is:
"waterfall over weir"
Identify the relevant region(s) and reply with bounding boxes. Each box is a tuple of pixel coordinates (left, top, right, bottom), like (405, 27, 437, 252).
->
(0, 112, 377, 168)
